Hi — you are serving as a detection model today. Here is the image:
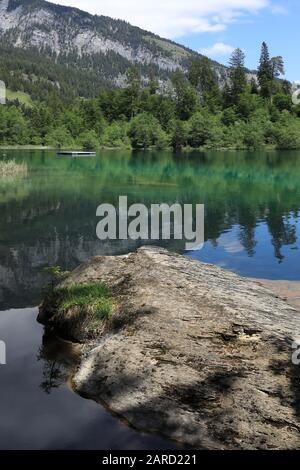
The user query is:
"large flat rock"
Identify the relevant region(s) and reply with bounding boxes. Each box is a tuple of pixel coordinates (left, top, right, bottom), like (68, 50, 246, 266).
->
(256, 279, 300, 313)
(40, 247, 300, 449)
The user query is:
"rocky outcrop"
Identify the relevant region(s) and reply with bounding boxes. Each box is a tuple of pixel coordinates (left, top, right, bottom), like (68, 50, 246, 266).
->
(0, 0, 229, 88)
(0, 0, 191, 72)
(39, 247, 300, 449)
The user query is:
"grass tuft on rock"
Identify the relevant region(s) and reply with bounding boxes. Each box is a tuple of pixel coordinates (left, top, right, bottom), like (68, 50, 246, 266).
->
(55, 282, 112, 321)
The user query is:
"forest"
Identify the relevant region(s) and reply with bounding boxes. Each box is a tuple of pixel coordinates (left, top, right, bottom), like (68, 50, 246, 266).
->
(0, 42, 299, 151)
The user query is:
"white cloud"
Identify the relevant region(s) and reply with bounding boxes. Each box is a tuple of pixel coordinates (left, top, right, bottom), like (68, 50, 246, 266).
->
(201, 42, 235, 57)
(218, 231, 244, 254)
(49, 0, 270, 38)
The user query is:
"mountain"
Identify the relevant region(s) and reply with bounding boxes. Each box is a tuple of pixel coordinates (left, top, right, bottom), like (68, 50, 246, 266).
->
(0, 0, 227, 101)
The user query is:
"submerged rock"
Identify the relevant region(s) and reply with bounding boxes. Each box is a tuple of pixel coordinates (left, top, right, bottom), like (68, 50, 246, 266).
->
(39, 247, 300, 449)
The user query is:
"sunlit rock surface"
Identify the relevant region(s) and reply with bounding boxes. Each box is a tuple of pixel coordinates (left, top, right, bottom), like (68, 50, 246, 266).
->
(40, 247, 300, 449)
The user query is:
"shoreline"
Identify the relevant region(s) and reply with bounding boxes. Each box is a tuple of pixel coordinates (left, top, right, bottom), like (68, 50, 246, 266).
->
(255, 279, 300, 312)
(0, 145, 295, 152)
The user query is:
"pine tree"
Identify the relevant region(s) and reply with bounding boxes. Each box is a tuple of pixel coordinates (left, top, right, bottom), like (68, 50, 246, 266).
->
(171, 70, 198, 120)
(270, 56, 285, 79)
(188, 57, 220, 109)
(125, 67, 142, 118)
(228, 48, 246, 103)
(258, 42, 273, 98)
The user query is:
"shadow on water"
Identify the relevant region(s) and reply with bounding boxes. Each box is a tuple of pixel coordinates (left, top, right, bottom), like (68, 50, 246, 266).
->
(37, 329, 82, 395)
(0, 308, 177, 449)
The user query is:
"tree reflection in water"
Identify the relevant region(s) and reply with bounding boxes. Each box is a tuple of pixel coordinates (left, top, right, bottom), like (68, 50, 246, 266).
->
(37, 329, 81, 394)
(1, 149, 300, 311)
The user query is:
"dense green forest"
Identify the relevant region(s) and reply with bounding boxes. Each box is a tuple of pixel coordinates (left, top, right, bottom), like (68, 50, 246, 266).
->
(1, 42, 299, 150)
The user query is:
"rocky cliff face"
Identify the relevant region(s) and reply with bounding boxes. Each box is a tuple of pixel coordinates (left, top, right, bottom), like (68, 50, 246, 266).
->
(0, 0, 227, 88)
(0, 0, 188, 70)
(39, 247, 300, 449)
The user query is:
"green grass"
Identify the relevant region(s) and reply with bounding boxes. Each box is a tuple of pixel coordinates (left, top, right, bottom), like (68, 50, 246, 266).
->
(144, 36, 189, 59)
(55, 282, 112, 320)
(6, 89, 33, 107)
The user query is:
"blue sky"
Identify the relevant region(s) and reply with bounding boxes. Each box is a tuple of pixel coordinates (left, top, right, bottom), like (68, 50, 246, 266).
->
(52, 0, 299, 81)
(184, 0, 299, 80)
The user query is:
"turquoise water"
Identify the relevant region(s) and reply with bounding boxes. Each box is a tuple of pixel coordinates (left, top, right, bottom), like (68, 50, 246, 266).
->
(0, 149, 299, 449)
(1, 149, 300, 309)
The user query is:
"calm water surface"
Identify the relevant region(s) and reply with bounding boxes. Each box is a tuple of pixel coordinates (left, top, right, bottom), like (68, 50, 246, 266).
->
(0, 149, 299, 449)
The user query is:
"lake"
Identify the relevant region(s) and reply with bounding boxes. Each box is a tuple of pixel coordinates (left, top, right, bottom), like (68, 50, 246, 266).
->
(0, 149, 299, 449)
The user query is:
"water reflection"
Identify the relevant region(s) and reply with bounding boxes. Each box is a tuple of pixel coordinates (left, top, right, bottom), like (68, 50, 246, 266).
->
(0, 149, 300, 309)
(1, 149, 299, 449)
(37, 330, 81, 394)
(0, 308, 177, 449)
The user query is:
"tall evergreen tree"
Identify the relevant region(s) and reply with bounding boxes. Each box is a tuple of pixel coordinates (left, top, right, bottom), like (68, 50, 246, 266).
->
(188, 57, 220, 109)
(228, 48, 246, 103)
(171, 70, 198, 120)
(188, 57, 218, 94)
(125, 67, 142, 118)
(270, 56, 285, 79)
(258, 42, 273, 98)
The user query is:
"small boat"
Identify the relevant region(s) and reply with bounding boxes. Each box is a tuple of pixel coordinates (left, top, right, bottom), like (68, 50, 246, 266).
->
(57, 151, 96, 157)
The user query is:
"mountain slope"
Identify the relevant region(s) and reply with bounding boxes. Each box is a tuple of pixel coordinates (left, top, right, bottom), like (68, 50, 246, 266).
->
(0, 0, 227, 100)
